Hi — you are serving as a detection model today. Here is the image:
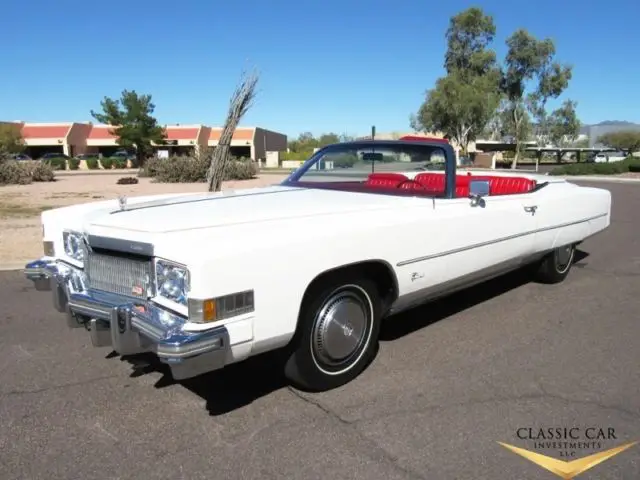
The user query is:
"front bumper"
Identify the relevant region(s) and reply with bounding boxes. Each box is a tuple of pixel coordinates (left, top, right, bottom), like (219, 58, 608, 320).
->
(24, 258, 230, 380)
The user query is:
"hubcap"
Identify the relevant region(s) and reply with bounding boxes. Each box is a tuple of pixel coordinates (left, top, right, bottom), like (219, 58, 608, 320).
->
(555, 245, 574, 273)
(311, 288, 370, 369)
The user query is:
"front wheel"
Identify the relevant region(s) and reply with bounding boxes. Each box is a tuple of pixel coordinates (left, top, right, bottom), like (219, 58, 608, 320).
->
(533, 243, 576, 284)
(284, 277, 382, 392)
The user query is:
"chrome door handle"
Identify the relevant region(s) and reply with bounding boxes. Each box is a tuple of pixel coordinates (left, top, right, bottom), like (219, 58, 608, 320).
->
(524, 205, 538, 215)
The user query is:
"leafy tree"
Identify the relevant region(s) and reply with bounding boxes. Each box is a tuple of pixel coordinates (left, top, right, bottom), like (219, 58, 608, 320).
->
(411, 7, 502, 154)
(597, 131, 640, 153)
(90, 90, 166, 165)
(288, 132, 344, 153)
(500, 29, 573, 168)
(0, 123, 25, 158)
(547, 100, 581, 147)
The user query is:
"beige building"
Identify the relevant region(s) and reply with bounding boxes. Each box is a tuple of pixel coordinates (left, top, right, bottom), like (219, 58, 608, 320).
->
(3, 121, 287, 160)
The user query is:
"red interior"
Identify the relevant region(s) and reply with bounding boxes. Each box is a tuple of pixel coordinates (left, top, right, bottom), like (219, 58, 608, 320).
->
(364, 172, 536, 197)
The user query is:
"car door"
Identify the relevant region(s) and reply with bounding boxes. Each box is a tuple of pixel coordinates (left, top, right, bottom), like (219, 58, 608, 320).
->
(425, 192, 538, 288)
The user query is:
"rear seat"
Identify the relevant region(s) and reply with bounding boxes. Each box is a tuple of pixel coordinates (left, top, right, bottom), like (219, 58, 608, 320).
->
(365, 172, 536, 196)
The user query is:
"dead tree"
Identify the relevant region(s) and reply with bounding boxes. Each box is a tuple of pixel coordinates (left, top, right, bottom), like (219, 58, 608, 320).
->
(207, 69, 259, 192)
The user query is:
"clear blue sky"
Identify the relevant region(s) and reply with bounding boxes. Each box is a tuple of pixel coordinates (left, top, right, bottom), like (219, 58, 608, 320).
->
(1, 0, 638, 138)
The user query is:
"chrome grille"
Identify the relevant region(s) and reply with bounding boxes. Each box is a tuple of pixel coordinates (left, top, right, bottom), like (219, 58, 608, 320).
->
(86, 249, 154, 299)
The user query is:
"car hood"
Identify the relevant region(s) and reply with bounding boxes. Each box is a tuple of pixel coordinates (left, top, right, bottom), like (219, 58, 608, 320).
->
(83, 185, 406, 235)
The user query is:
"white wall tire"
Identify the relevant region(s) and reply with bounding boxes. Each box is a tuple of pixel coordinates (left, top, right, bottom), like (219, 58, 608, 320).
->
(284, 276, 382, 392)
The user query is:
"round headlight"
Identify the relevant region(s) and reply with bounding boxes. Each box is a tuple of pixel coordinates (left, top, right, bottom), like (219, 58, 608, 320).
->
(63, 231, 84, 262)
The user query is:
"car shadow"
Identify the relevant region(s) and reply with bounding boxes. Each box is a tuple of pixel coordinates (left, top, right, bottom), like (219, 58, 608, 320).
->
(114, 249, 589, 415)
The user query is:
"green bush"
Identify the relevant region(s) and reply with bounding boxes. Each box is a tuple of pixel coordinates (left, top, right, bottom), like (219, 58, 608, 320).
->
(86, 157, 99, 170)
(549, 161, 629, 176)
(68, 157, 80, 170)
(100, 157, 114, 169)
(146, 155, 258, 183)
(112, 157, 128, 169)
(44, 157, 67, 170)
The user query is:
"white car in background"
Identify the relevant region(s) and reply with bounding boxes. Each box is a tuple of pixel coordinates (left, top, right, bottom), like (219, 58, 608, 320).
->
(24, 139, 612, 392)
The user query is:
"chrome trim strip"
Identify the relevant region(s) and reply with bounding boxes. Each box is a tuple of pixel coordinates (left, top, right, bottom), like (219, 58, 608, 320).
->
(397, 212, 608, 267)
(87, 235, 154, 256)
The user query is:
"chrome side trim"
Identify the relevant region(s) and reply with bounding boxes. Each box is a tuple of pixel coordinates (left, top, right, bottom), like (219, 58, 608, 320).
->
(87, 235, 154, 256)
(397, 212, 608, 267)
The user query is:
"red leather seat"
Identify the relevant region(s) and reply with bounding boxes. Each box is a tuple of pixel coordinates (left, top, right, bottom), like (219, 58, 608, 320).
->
(486, 176, 536, 195)
(414, 173, 446, 194)
(365, 172, 408, 188)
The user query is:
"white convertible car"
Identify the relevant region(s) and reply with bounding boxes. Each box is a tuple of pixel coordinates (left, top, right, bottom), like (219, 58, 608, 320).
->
(24, 139, 612, 391)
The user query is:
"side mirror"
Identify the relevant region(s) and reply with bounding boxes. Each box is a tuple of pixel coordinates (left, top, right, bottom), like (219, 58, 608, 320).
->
(469, 179, 490, 206)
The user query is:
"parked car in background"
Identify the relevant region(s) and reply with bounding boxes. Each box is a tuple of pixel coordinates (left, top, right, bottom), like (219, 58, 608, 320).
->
(24, 139, 612, 392)
(40, 152, 70, 160)
(592, 151, 627, 163)
(9, 153, 32, 161)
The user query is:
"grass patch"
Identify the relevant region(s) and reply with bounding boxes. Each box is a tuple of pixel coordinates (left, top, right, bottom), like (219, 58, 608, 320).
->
(0, 203, 59, 219)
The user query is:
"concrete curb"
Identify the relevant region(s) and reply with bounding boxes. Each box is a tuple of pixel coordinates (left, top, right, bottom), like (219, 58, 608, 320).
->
(561, 176, 640, 184)
(0, 262, 28, 272)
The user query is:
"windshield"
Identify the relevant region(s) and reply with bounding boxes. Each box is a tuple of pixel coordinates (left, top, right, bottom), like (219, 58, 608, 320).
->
(287, 141, 449, 184)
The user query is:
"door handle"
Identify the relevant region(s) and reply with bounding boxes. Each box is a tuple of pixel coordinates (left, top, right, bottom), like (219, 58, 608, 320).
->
(524, 205, 538, 215)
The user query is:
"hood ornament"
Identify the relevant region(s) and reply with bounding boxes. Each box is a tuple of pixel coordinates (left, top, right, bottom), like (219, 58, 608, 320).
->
(118, 195, 128, 211)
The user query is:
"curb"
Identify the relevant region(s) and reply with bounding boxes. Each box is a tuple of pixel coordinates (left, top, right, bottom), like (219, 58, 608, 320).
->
(562, 176, 640, 184)
(56, 169, 139, 177)
(0, 262, 28, 272)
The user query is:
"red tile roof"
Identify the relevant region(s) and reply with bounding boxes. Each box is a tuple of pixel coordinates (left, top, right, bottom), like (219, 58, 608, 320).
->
(88, 125, 117, 140)
(21, 124, 71, 139)
(210, 127, 254, 141)
(166, 127, 199, 140)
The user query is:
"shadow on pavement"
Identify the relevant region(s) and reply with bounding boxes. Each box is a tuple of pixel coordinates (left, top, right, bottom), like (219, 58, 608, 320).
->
(117, 249, 589, 415)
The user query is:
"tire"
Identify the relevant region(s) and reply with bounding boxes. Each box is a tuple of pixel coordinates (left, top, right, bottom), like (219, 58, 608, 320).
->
(533, 243, 576, 284)
(284, 275, 383, 392)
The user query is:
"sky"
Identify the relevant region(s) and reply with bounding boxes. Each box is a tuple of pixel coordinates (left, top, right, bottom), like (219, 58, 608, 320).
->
(1, 0, 638, 139)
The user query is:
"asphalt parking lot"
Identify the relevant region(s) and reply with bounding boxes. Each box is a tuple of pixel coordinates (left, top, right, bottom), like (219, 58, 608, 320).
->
(1, 180, 639, 480)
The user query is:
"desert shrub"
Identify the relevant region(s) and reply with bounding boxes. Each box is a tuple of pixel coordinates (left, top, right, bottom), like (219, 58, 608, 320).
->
(29, 161, 56, 182)
(112, 157, 128, 169)
(44, 157, 67, 170)
(0, 159, 32, 185)
(147, 155, 258, 183)
(68, 157, 80, 170)
(222, 158, 258, 180)
(137, 156, 163, 178)
(100, 157, 114, 169)
(86, 157, 99, 169)
(116, 176, 139, 185)
(153, 155, 208, 183)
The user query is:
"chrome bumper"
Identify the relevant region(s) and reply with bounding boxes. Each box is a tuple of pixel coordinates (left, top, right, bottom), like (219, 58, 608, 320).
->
(23, 258, 230, 381)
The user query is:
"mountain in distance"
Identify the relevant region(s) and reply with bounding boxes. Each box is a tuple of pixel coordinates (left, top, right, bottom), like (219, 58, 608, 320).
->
(580, 120, 640, 135)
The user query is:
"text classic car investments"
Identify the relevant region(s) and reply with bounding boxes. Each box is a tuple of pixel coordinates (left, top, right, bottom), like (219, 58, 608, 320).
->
(24, 139, 612, 392)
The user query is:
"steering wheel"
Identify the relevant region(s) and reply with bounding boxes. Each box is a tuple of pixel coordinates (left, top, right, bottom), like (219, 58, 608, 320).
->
(396, 179, 424, 189)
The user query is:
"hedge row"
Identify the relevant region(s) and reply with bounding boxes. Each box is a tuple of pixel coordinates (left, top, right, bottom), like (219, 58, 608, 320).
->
(549, 157, 640, 175)
(44, 156, 133, 171)
(0, 159, 56, 185)
(139, 155, 258, 183)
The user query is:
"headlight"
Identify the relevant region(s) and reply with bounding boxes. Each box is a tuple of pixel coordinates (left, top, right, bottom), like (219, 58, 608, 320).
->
(155, 259, 190, 306)
(62, 230, 85, 263)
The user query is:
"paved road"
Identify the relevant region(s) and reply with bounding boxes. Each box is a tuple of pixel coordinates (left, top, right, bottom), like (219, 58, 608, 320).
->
(1, 181, 639, 480)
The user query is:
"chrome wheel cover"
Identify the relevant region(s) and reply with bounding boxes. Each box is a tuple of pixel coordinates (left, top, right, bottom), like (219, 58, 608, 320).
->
(310, 285, 373, 375)
(555, 244, 575, 274)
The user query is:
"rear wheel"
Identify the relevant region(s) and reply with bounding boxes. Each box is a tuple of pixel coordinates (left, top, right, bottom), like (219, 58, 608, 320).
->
(533, 243, 576, 284)
(284, 276, 382, 392)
